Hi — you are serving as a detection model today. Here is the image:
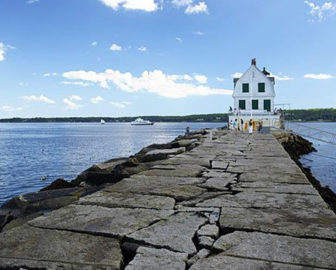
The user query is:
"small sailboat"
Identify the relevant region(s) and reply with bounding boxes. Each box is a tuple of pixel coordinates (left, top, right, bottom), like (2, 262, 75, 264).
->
(131, 118, 154, 125)
(100, 119, 106, 124)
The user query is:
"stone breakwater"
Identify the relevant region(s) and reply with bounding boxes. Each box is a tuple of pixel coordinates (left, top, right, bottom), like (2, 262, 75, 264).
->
(0, 129, 336, 269)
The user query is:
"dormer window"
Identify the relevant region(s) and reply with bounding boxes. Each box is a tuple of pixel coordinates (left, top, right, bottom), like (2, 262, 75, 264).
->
(242, 83, 249, 93)
(258, 83, 265, 92)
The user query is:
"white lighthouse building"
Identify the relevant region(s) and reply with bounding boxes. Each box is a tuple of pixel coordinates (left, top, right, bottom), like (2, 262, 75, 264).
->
(229, 59, 282, 131)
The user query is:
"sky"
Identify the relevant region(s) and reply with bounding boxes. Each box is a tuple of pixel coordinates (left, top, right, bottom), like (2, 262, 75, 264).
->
(0, 0, 335, 118)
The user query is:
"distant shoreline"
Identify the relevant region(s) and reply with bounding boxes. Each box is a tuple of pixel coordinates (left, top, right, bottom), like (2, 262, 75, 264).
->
(0, 108, 335, 123)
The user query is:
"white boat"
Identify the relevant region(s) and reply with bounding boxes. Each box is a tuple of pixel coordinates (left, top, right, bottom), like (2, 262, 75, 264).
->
(100, 119, 106, 124)
(131, 118, 154, 125)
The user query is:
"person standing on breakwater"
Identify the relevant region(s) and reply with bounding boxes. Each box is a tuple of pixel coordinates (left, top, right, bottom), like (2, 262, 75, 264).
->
(258, 120, 263, 133)
(233, 119, 238, 133)
(185, 126, 190, 135)
(249, 119, 253, 134)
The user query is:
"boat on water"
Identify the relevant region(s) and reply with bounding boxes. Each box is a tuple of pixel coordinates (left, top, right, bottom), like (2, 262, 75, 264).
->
(131, 118, 154, 125)
(100, 119, 106, 124)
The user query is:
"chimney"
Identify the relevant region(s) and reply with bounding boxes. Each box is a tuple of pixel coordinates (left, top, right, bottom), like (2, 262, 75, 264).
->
(251, 58, 257, 66)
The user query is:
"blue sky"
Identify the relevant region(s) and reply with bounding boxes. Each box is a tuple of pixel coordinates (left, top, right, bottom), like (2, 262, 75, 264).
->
(0, 0, 335, 117)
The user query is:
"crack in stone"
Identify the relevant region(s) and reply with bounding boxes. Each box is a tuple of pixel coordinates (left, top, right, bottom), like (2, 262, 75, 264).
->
(223, 254, 335, 270)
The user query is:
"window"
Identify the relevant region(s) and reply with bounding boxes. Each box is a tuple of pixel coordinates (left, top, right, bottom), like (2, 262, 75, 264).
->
(242, 83, 249, 93)
(258, 82, 265, 92)
(264, 99, 271, 112)
(252, 99, 259, 110)
(239, 100, 246, 110)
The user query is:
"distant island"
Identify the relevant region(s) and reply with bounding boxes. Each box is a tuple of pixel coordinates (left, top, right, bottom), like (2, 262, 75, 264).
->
(0, 108, 335, 123)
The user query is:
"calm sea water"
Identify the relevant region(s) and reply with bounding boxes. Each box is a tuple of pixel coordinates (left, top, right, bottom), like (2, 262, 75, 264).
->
(0, 122, 335, 206)
(288, 122, 336, 193)
(0, 122, 226, 205)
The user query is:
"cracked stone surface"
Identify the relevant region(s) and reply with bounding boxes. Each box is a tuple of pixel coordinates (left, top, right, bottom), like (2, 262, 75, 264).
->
(197, 224, 219, 238)
(78, 191, 175, 210)
(199, 177, 235, 191)
(213, 231, 336, 269)
(139, 164, 204, 177)
(29, 204, 174, 237)
(0, 224, 122, 269)
(232, 182, 320, 195)
(189, 254, 324, 270)
(197, 191, 329, 210)
(220, 206, 336, 240)
(198, 236, 214, 249)
(104, 175, 206, 201)
(211, 161, 229, 170)
(128, 212, 207, 254)
(125, 247, 187, 270)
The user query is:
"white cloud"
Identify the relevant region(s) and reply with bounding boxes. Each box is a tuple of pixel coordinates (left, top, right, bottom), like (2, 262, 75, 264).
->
(172, 0, 193, 7)
(91, 96, 105, 104)
(23, 95, 55, 104)
(304, 73, 333, 79)
(194, 74, 208, 84)
(138, 46, 147, 52)
(304, 1, 336, 20)
(193, 31, 205, 36)
(69, 95, 82, 101)
(216, 77, 225, 82)
(0, 105, 24, 112)
(0, 42, 15, 61)
(110, 101, 132, 108)
(110, 43, 122, 51)
(91, 41, 98, 46)
(63, 98, 82, 110)
(43, 72, 58, 77)
(26, 0, 40, 4)
(98, 0, 158, 12)
(62, 69, 233, 99)
(0, 43, 5, 61)
(175, 37, 183, 42)
(271, 74, 293, 81)
(185, 1, 208, 14)
(61, 81, 91, 87)
(232, 72, 243, 78)
(183, 74, 193, 81)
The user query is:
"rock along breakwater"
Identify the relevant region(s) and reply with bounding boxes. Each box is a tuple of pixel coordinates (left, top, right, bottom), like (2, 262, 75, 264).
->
(0, 128, 336, 270)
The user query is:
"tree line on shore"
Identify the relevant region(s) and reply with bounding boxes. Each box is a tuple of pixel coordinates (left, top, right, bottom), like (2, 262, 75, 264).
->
(0, 109, 335, 123)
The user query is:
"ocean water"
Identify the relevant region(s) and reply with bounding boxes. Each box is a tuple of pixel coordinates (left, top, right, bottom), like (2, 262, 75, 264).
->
(288, 122, 336, 193)
(0, 122, 226, 205)
(0, 122, 335, 206)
